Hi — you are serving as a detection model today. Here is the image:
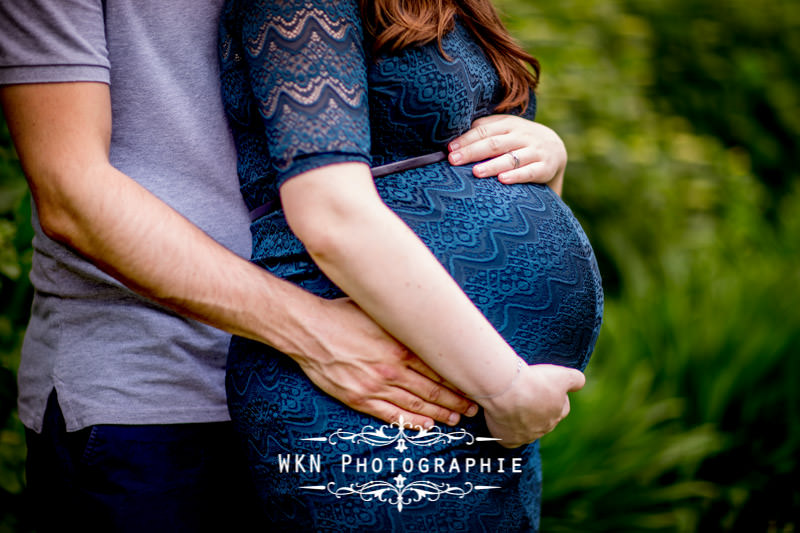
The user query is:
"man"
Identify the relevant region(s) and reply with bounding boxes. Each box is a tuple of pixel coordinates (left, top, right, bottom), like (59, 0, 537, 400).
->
(0, 1, 578, 530)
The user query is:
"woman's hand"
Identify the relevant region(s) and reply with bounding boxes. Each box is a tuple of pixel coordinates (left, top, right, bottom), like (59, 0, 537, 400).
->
(447, 115, 567, 195)
(482, 363, 585, 448)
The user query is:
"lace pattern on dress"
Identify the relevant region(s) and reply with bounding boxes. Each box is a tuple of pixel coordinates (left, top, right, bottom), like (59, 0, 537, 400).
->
(228, 0, 371, 184)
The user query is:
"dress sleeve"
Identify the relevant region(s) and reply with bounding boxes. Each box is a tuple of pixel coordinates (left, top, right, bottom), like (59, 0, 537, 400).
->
(238, 0, 372, 188)
(0, 0, 109, 85)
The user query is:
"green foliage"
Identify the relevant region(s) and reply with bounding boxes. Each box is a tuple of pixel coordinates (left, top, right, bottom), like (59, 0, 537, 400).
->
(494, 0, 800, 530)
(0, 113, 32, 531)
(627, 0, 800, 195)
(539, 192, 800, 530)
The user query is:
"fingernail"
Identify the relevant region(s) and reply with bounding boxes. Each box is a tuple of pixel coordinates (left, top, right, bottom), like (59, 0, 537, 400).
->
(448, 412, 460, 426)
(449, 141, 460, 151)
(424, 419, 434, 430)
(450, 151, 463, 164)
(474, 165, 486, 177)
(467, 404, 479, 417)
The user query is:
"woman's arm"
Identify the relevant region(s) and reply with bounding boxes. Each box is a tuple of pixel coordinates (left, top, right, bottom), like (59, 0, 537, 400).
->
(281, 162, 584, 447)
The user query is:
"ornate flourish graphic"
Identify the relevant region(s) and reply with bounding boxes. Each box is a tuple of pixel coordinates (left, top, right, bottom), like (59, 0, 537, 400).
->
(301, 416, 483, 453)
(301, 476, 499, 512)
(297, 418, 504, 510)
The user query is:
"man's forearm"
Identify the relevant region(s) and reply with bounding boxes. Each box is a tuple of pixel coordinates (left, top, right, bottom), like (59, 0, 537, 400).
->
(0, 81, 474, 427)
(1, 83, 310, 354)
(49, 160, 320, 355)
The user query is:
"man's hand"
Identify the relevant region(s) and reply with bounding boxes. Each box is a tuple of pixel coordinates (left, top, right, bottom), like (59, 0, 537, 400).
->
(447, 115, 567, 195)
(289, 297, 478, 430)
(482, 363, 585, 448)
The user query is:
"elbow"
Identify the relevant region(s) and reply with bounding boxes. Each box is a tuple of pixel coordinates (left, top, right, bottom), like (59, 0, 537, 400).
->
(27, 165, 95, 248)
(290, 205, 362, 264)
(285, 194, 383, 267)
(279, 162, 386, 264)
(36, 200, 76, 244)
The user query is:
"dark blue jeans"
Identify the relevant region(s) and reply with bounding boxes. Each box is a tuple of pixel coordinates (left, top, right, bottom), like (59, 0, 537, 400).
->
(25, 391, 262, 532)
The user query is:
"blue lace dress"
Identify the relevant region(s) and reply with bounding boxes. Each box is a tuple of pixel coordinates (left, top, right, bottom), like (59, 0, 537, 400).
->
(220, 1, 603, 531)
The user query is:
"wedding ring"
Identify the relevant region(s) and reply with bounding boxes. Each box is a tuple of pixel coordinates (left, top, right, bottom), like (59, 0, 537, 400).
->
(509, 150, 520, 169)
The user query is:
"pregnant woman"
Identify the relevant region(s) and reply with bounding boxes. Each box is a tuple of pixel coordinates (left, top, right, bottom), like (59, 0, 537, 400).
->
(220, 0, 603, 530)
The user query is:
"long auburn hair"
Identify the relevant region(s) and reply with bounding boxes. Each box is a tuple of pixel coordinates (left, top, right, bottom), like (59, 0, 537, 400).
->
(360, 0, 540, 113)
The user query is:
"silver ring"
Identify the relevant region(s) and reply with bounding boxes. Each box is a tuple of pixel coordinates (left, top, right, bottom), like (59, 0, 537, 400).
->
(509, 150, 520, 169)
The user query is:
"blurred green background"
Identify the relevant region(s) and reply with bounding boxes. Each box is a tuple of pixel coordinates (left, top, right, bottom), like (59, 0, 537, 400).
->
(1, 0, 798, 531)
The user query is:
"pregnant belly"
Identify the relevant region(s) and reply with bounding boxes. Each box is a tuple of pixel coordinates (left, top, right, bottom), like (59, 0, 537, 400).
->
(374, 162, 604, 370)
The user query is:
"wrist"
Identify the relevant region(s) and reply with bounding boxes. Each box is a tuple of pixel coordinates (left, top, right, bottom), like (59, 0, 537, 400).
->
(248, 278, 328, 363)
(471, 357, 526, 410)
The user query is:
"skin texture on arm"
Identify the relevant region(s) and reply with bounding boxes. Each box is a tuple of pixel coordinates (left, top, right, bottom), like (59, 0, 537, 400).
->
(0, 81, 478, 429)
(280, 161, 585, 447)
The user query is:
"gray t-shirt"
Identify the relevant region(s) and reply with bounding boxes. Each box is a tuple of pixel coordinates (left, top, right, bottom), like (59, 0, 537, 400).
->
(0, 0, 252, 432)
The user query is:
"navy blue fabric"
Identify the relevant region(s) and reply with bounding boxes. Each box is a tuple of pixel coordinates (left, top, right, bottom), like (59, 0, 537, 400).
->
(220, 1, 603, 530)
(24, 391, 262, 532)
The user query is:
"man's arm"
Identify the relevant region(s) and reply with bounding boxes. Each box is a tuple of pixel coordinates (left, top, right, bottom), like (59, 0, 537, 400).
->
(0, 81, 476, 428)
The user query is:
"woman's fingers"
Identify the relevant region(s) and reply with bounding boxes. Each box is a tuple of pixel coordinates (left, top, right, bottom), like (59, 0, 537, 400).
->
(470, 148, 543, 181)
(448, 114, 511, 153)
(560, 395, 571, 420)
(483, 364, 586, 447)
(563, 367, 586, 392)
(448, 128, 516, 167)
(447, 115, 567, 190)
(497, 162, 552, 185)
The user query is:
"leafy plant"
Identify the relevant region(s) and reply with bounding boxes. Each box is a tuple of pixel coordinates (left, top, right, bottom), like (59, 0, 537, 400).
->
(0, 113, 33, 532)
(495, 0, 800, 530)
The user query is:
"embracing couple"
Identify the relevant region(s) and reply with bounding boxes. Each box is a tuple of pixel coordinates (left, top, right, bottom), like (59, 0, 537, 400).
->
(0, 0, 602, 531)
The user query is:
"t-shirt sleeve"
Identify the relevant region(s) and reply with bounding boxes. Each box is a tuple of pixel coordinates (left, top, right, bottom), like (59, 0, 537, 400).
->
(0, 0, 109, 85)
(236, 0, 371, 188)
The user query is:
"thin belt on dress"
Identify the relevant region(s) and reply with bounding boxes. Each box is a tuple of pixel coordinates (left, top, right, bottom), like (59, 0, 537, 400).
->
(248, 150, 448, 222)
